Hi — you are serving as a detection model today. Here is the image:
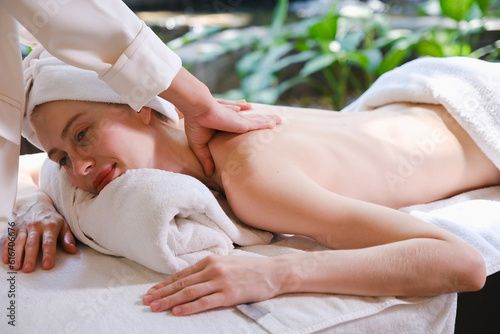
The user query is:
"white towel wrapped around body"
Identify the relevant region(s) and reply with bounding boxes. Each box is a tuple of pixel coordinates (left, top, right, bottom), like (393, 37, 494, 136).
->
(342, 56, 500, 170)
(39, 159, 272, 274)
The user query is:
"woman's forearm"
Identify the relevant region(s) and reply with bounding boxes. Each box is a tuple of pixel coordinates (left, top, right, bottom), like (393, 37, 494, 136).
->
(276, 237, 486, 297)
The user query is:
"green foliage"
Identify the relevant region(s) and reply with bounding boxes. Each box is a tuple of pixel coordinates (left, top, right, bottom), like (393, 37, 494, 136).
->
(211, 0, 500, 109)
(439, 0, 475, 21)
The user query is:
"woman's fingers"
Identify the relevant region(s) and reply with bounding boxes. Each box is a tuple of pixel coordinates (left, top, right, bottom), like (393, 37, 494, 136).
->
(144, 255, 281, 316)
(146, 255, 217, 295)
(148, 281, 217, 313)
(170, 293, 226, 316)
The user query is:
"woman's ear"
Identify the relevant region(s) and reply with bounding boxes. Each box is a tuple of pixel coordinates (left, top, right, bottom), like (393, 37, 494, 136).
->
(138, 106, 152, 125)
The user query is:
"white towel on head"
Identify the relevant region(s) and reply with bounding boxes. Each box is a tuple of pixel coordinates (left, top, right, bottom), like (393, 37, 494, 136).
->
(39, 159, 273, 274)
(342, 56, 500, 170)
(22, 46, 179, 150)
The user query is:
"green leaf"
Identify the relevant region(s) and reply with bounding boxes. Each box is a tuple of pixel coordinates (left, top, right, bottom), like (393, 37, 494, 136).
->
(236, 50, 264, 77)
(377, 48, 410, 75)
(446, 42, 472, 56)
(340, 30, 366, 52)
(277, 76, 309, 95)
(240, 72, 277, 94)
(415, 40, 445, 57)
(475, 0, 490, 13)
(300, 53, 337, 77)
(371, 29, 411, 49)
(439, 0, 475, 21)
(273, 51, 317, 72)
(361, 48, 383, 73)
(271, 0, 289, 36)
(309, 12, 338, 41)
(260, 43, 295, 70)
(344, 51, 369, 69)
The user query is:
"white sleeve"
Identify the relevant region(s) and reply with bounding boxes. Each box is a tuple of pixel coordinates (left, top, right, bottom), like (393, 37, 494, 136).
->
(2, 0, 182, 111)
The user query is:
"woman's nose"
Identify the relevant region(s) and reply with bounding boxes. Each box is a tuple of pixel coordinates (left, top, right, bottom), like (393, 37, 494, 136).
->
(72, 152, 94, 175)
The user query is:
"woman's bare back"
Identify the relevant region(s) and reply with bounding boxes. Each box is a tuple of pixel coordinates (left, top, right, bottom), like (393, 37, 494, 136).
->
(210, 102, 500, 209)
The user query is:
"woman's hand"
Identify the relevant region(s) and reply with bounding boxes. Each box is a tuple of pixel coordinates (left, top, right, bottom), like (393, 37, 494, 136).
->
(143, 255, 282, 316)
(2, 190, 77, 273)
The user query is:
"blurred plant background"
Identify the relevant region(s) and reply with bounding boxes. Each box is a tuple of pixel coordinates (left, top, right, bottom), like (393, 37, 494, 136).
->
(131, 0, 500, 110)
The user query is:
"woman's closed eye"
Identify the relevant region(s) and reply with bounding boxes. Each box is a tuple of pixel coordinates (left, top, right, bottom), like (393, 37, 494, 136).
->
(59, 155, 70, 168)
(77, 128, 88, 141)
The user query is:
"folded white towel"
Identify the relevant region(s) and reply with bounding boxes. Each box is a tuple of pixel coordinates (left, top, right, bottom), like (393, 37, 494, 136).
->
(342, 56, 500, 170)
(39, 159, 272, 274)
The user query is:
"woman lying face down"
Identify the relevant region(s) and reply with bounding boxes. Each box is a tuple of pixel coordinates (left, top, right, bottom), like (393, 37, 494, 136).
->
(22, 51, 500, 315)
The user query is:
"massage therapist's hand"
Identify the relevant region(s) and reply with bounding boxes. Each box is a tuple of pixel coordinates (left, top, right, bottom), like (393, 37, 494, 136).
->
(143, 255, 282, 316)
(174, 98, 253, 119)
(160, 67, 281, 176)
(2, 191, 77, 273)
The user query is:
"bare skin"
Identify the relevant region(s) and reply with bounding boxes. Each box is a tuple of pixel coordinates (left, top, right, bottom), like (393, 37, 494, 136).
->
(143, 102, 499, 315)
(8, 100, 500, 315)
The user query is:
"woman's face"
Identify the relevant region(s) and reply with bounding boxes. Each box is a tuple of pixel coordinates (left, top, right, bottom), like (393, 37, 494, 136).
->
(32, 100, 156, 193)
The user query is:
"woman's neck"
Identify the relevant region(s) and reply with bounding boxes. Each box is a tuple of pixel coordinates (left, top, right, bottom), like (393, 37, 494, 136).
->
(152, 119, 224, 192)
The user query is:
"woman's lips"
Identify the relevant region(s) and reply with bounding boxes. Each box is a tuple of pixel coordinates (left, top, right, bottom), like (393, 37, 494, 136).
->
(92, 164, 117, 192)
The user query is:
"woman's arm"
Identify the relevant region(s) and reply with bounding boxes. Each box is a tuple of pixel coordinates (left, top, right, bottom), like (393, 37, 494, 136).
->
(143, 162, 486, 315)
(2, 153, 76, 272)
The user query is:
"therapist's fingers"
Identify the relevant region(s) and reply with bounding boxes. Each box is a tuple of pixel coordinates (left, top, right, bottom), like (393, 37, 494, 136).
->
(214, 98, 252, 111)
(2, 227, 25, 270)
(184, 122, 216, 177)
(22, 229, 42, 273)
(41, 224, 60, 270)
(191, 142, 215, 177)
(59, 221, 77, 255)
(2, 231, 14, 265)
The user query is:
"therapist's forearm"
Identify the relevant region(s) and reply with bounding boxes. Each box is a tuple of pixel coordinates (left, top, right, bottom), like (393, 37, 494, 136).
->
(159, 67, 217, 117)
